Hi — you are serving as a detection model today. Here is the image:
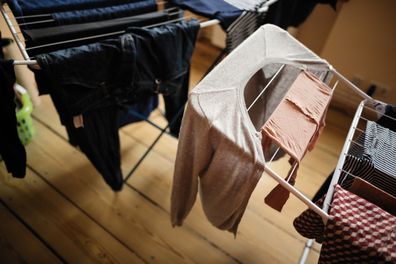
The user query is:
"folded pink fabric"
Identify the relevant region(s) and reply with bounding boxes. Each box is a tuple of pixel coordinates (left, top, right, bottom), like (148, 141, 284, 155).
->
(263, 70, 333, 211)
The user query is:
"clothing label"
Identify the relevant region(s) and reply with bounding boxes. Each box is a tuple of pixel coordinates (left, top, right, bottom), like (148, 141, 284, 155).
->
(73, 115, 84, 128)
(224, 0, 266, 10)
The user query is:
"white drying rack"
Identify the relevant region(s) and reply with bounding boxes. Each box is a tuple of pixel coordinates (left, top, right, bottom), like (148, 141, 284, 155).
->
(298, 98, 391, 263)
(2, 3, 388, 260)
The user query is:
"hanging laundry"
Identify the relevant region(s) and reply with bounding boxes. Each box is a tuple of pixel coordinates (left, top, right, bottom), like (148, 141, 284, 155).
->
(339, 154, 396, 197)
(377, 104, 396, 132)
(292, 195, 325, 242)
(224, 0, 268, 11)
(52, 0, 158, 25)
(24, 11, 171, 56)
(294, 177, 396, 240)
(33, 20, 200, 191)
(312, 104, 396, 202)
(364, 121, 396, 177)
(319, 185, 396, 263)
(0, 60, 26, 178)
(171, 24, 331, 234)
(349, 177, 396, 216)
(263, 0, 337, 29)
(117, 96, 159, 127)
(5, 0, 141, 16)
(225, 10, 267, 52)
(263, 70, 333, 211)
(168, 0, 243, 30)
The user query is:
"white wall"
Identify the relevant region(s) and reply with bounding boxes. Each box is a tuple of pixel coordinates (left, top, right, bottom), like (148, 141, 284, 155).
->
(320, 0, 396, 108)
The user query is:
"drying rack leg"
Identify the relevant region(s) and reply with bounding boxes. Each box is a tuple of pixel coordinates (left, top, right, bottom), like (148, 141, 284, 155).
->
(123, 105, 185, 183)
(299, 239, 314, 264)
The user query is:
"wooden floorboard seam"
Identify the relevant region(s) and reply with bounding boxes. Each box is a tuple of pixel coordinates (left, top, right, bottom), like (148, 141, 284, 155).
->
(124, 183, 243, 264)
(26, 165, 149, 264)
(121, 130, 176, 163)
(0, 198, 67, 263)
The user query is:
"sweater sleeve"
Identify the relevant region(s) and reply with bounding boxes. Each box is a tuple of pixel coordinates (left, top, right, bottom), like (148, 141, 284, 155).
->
(171, 95, 213, 227)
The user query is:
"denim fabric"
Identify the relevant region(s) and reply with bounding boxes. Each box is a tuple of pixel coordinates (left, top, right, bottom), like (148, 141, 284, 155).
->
(6, 0, 144, 16)
(53, 0, 157, 25)
(34, 20, 200, 190)
(118, 95, 158, 127)
(24, 11, 170, 56)
(0, 60, 26, 178)
(168, 0, 242, 30)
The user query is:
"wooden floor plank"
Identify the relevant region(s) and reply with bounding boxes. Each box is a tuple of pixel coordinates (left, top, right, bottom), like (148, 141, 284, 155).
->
(0, 202, 61, 264)
(0, 167, 144, 264)
(25, 120, 240, 264)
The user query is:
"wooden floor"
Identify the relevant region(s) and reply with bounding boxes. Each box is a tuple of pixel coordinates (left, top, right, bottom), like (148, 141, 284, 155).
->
(0, 40, 354, 264)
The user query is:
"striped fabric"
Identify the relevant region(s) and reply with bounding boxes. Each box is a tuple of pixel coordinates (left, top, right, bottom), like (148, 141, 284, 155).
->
(365, 121, 396, 178)
(340, 154, 396, 198)
(225, 10, 267, 52)
(224, 0, 266, 10)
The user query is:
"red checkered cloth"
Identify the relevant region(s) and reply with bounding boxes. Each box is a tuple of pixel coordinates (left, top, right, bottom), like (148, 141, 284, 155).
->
(293, 197, 325, 243)
(319, 185, 396, 263)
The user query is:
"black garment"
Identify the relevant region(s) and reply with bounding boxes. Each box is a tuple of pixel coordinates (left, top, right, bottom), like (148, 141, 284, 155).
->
(0, 60, 26, 178)
(34, 20, 200, 190)
(24, 11, 170, 56)
(377, 105, 396, 132)
(264, 0, 337, 29)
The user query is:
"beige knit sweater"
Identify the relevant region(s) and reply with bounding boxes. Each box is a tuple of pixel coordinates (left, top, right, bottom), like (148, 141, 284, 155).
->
(171, 25, 332, 234)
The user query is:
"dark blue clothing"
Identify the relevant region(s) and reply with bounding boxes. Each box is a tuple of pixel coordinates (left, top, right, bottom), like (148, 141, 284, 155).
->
(118, 95, 158, 127)
(264, 0, 337, 29)
(52, 0, 157, 25)
(33, 20, 200, 190)
(168, 0, 242, 30)
(6, 0, 144, 16)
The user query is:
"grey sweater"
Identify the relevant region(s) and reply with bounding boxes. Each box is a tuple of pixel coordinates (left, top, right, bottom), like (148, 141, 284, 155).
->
(171, 25, 331, 234)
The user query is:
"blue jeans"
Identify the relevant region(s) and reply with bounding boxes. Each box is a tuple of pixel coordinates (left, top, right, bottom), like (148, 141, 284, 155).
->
(168, 0, 242, 29)
(6, 0, 145, 16)
(52, 0, 157, 25)
(33, 20, 200, 190)
(118, 96, 159, 127)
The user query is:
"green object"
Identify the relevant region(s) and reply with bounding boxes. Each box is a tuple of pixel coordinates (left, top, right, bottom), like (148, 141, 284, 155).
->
(15, 85, 35, 145)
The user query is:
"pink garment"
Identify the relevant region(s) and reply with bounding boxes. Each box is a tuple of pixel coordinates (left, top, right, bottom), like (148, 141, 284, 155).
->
(262, 70, 332, 161)
(262, 70, 333, 211)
